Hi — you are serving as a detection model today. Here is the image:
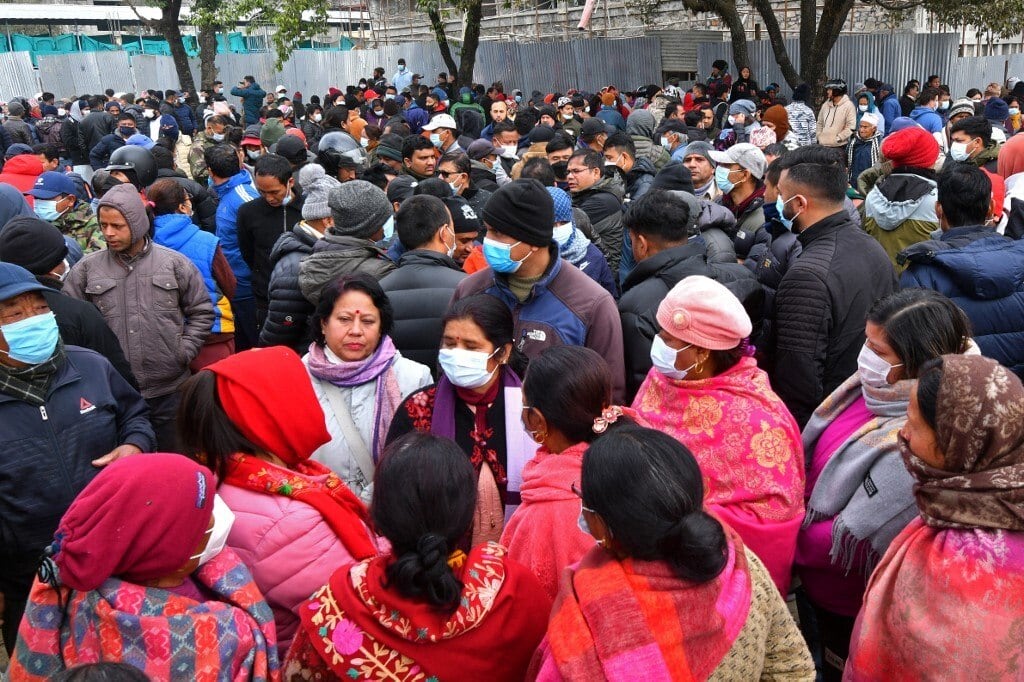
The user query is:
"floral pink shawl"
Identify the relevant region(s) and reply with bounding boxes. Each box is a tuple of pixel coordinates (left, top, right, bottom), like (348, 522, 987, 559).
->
(632, 357, 805, 593)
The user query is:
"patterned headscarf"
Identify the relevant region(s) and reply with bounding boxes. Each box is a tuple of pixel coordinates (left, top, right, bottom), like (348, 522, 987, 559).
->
(902, 354, 1024, 531)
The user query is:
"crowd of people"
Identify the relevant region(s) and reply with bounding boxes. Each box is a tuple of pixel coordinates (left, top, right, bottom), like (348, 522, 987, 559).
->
(0, 54, 1022, 681)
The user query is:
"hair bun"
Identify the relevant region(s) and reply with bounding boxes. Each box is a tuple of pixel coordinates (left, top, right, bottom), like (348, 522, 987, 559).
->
(660, 511, 727, 583)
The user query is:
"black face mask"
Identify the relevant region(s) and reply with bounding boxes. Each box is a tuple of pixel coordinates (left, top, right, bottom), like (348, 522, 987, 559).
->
(551, 160, 569, 179)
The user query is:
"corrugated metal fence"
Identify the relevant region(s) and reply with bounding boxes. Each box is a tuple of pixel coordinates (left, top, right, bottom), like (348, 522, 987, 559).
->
(0, 52, 39, 101)
(698, 33, 1024, 99)
(26, 37, 661, 100)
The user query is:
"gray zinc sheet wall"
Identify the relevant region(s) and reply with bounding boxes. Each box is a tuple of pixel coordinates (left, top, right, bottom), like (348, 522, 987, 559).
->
(38, 51, 134, 99)
(697, 33, 964, 98)
(0, 52, 39, 102)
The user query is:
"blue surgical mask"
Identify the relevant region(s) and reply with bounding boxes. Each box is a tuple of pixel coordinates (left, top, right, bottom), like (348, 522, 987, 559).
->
(398, 65, 406, 72)
(429, 132, 443, 148)
(281, 190, 293, 207)
(775, 195, 801, 231)
(34, 199, 64, 223)
(483, 236, 530, 273)
(382, 215, 395, 242)
(210, 132, 225, 142)
(714, 165, 736, 193)
(514, 95, 522, 104)
(1, 311, 59, 365)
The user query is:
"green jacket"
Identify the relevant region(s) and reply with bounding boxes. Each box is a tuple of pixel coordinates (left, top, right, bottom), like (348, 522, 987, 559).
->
(57, 202, 104, 254)
(188, 132, 217, 185)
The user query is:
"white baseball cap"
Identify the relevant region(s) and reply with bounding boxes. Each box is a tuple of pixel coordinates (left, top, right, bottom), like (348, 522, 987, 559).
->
(423, 113, 458, 131)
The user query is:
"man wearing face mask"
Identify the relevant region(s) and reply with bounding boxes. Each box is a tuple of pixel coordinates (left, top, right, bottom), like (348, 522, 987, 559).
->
(567, 149, 627, 277)
(236, 154, 304, 333)
(188, 114, 229, 186)
(450, 178, 626, 402)
(0, 217, 136, 387)
(27, 171, 104, 254)
(558, 96, 582, 140)
(816, 80, 857, 149)
(770, 146, 897, 427)
(88, 112, 137, 170)
(0, 261, 154, 652)
(380, 195, 466, 372)
(948, 115, 1001, 173)
(709, 142, 769, 259)
(423, 113, 462, 155)
(393, 58, 413, 93)
(466, 139, 501, 193)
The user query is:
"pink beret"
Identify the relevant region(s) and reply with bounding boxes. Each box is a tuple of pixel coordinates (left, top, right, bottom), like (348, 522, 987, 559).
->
(655, 276, 752, 350)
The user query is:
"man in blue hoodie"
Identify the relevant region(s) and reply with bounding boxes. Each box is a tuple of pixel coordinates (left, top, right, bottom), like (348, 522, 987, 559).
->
(876, 83, 902, 135)
(206, 144, 260, 350)
(909, 88, 944, 134)
(230, 76, 267, 126)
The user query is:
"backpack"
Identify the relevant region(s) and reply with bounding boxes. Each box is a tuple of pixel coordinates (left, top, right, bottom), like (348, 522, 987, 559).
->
(37, 116, 64, 151)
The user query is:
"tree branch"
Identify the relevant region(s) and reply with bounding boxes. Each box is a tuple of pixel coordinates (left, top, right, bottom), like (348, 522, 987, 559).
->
(121, 0, 160, 30)
(425, 3, 460, 77)
(749, 0, 800, 87)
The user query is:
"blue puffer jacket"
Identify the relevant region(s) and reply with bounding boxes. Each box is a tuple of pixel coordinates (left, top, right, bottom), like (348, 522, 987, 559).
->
(212, 170, 259, 300)
(900, 226, 1024, 378)
(0, 346, 154, 558)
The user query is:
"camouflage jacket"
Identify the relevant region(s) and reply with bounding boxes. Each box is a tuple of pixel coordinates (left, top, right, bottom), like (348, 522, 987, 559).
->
(57, 202, 105, 254)
(188, 133, 217, 185)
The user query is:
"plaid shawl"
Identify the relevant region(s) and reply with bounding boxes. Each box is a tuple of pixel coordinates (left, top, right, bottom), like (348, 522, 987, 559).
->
(9, 547, 280, 681)
(533, 526, 751, 682)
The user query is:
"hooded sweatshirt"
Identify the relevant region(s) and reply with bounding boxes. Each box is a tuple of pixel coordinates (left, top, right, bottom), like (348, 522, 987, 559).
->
(0, 154, 44, 199)
(863, 170, 938, 270)
(625, 110, 670, 171)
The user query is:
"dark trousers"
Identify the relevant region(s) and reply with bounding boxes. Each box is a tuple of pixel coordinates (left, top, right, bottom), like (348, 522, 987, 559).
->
(146, 392, 181, 453)
(797, 588, 856, 682)
(1, 552, 41, 655)
(232, 297, 258, 352)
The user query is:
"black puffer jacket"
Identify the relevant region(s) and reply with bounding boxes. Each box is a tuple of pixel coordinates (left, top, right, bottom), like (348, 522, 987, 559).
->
(378, 249, 466, 375)
(572, 174, 626, 275)
(153, 168, 219, 234)
(770, 211, 897, 428)
(259, 223, 320, 353)
(618, 236, 760, 401)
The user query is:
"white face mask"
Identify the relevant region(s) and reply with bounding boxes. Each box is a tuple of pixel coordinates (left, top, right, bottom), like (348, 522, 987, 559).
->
(191, 495, 235, 567)
(660, 135, 673, 150)
(649, 336, 695, 381)
(858, 104, 869, 112)
(313, 113, 323, 122)
(857, 343, 902, 389)
(501, 144, 518, 159)
(438, 347, 500, 388)
(949, 141, 971, 162)
(57, 108, 67, 117)
(552, 222, 574, 246)
(143, 109, 156, 119)
(246, 149, 261, 161)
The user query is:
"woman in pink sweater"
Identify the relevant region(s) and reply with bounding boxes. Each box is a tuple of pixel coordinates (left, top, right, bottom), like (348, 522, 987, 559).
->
(502, 346, 640, 599)
(178, 347, 384, 655)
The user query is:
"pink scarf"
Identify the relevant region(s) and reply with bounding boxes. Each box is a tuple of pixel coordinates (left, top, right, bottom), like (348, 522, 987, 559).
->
(632, 357, 805, 593)
(847, 518, 1024, 679)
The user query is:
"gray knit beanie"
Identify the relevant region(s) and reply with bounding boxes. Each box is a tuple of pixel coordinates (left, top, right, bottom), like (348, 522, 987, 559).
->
(299, 164, 340, 220)
(327, 180, 392, 238)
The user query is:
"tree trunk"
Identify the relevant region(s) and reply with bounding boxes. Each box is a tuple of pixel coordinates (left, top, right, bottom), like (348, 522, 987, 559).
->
(750, 0, 800, 87)
(426, 5, 460, 78)
(155, 0, 196, 93)
(800, 0, 855, 101)
(457, 0, 482, 89)
(718, 2, 750, 74)
(197, 24, 218, 91)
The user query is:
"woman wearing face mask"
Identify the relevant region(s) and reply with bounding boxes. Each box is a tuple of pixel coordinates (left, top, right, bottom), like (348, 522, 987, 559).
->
(177, 346, 386, 655)
(795, 289, 971, 682)
(300, 103, 324, 148)
(387, 294, 533, 546)
(631, 275, 805, 594)
(502, 346, 640, 599)
(1007, 96, 1023, 133)
(304, 274, 431, 503)
(285, 432, 550, 682)
(545, 186, 615, 297)
(855, 90, 877, 126)
(148, 179, 236, 370)
(8, 453, 278, 680)
(529, 426, 814, 681)
(845, 354, 1024, 680)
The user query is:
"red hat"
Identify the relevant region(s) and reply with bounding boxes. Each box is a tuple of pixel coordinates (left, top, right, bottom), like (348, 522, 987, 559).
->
(285, 127, 307, 144)
(55, 454, 215, 591)
(983, 168, 1006, 219)
(364, 89, 380, 101)
(328, 87, 341, 98)
(543, 93, 555, 104)
(205, 347, 330, 466)
(881, 127, 939, 169)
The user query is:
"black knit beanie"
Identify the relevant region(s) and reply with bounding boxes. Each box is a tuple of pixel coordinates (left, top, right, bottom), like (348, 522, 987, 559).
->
(651, 162, 695, 194)
(0, 216, 68, 274)
(482, 179, 553, 247)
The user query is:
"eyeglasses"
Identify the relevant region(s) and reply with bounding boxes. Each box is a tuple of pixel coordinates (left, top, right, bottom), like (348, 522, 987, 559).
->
(437, 169, 461, 179)
(566, 166, 593, 176)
